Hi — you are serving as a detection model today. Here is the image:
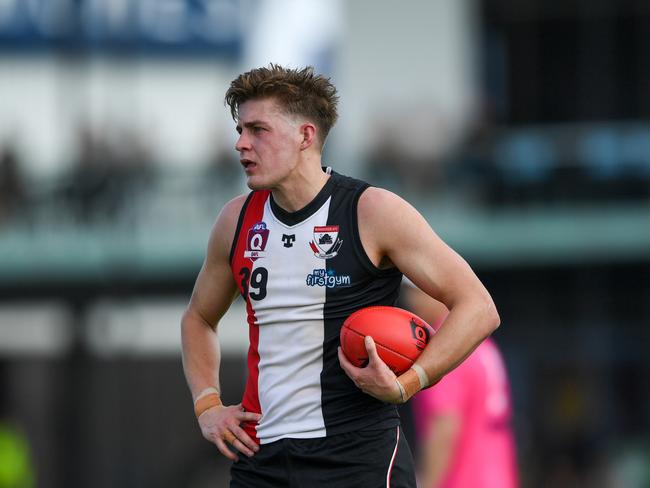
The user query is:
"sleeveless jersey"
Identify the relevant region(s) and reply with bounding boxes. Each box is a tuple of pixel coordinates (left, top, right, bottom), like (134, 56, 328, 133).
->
(229, 170, 403, 444)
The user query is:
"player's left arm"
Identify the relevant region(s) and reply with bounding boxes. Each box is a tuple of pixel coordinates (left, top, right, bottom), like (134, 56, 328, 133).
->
(338, 187, 500, 403)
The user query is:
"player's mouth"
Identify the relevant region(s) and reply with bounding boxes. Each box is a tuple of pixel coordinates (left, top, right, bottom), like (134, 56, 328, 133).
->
(241, 159, 257, 173)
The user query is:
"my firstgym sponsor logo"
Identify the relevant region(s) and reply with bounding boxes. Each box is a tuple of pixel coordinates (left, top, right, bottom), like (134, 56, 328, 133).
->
(306, 269, 351, 288)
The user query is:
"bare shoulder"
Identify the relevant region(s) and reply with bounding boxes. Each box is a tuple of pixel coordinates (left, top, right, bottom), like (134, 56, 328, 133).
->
(186, 194, 248, 324)
(208, 193, 250, 258)
(357, 186, 431, 267)
(358, 186, 425, 232)
(217, 193, 249, 226)
(358, 186, 402, 209)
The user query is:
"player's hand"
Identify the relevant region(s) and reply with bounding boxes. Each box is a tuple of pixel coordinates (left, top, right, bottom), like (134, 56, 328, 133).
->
(338, 336, 402, 404)
(197, 403, 262, 461)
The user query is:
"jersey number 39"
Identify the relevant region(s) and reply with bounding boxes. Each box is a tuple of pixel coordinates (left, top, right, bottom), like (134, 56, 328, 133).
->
(239, 267, 268, 300)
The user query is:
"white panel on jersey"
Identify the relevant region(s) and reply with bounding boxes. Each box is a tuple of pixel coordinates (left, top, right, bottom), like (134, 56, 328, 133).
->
(251, 197, 332, 443)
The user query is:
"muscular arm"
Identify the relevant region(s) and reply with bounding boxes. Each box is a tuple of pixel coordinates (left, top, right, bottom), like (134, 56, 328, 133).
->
(181, 195, 243, 399)
(338, 188, 499, 402)
(181, 194, 261, 460)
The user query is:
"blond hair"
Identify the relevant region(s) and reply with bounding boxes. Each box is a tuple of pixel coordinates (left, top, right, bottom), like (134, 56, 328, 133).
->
(225, 64, 339, 147)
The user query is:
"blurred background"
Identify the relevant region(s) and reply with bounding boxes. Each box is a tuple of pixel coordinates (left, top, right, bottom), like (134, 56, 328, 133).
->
(0, 0, 649, 487)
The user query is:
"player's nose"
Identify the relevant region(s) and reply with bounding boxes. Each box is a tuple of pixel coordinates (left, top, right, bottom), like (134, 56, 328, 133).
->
(235, 132, 251, 152)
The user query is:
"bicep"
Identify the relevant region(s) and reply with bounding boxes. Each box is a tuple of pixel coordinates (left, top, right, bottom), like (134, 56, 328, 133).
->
(390, 219, 477, 306)
(361, 189, 485, 307)
(185, 195, 246, 328)
(186, 255, 239, 329)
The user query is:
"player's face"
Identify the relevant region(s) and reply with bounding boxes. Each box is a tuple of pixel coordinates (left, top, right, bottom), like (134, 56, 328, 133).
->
(235, 98, 304, 190)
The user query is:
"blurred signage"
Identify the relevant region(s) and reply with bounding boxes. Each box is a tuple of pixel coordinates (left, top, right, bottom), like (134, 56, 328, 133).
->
(0, 0, 242, 57)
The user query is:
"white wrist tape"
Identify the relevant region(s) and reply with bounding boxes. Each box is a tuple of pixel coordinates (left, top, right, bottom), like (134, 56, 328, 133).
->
(194, 386, 220, 404)
(410, 363, 429, 389)
(395, 379, 407, 403)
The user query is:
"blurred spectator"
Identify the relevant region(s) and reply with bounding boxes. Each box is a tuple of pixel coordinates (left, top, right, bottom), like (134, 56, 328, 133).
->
(0, 144, 26, 225)
(204, 131, 241, 186)
(109, 126, 155, 214)
(445, 117, 499, 206)
(63, 124, 154, 223)
(402, 283, 519, 488)
(363, 105, 451, 194)
(363, 125, 405, 190)
(63, 126, 114, 222)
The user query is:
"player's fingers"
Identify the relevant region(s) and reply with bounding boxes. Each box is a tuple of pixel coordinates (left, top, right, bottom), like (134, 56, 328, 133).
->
(230, 437, 255, 458)
(231, 425, 260, 454)
(364, 336, 380, 363)
(337, 346, 354, 374)
(214, 437, 239, 462)
(223, 429, 237, 444)
(237, 410, 263, 423)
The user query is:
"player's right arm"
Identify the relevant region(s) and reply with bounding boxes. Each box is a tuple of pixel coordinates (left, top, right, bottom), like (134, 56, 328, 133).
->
(181, 194, 261, 461)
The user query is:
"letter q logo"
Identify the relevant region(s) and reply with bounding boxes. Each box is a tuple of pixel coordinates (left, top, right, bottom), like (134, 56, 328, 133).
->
(409, 318, 431, 350)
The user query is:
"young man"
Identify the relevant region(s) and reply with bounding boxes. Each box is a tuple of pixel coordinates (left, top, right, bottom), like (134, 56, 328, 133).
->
(181, 64, 500, 487)
(402, 284, 518, 488)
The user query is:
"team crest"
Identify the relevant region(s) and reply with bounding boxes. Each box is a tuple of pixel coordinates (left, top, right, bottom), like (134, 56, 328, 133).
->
(244, 222, 269, 261)
(310, 225, 343, 259)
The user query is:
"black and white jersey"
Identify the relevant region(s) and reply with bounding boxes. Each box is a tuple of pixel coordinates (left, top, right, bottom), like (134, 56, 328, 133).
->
(229, 169, 403, 444)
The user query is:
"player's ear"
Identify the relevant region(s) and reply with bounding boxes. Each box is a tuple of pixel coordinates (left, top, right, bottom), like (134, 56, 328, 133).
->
(299, 123, 317, 150)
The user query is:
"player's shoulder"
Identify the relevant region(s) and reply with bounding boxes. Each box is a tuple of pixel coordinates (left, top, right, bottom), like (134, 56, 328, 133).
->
(217, 192, 250, 226)
(359, 185, 401, 205)
(358, 186, 414, 221)
(208, 193, 251, 255)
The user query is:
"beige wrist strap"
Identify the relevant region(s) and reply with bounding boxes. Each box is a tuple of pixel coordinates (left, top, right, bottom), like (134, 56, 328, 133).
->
(396, 368, 421, 403)
(193, 387, 223, 418)
(395, 379, 407, 403)
(410, 363, 429, 389)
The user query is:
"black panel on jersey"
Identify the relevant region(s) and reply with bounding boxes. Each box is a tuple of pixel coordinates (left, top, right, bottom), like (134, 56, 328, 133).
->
(320, 172, 403, 435)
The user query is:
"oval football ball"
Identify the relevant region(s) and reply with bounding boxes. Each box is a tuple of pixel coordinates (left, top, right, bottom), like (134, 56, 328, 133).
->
(340, 306, 435, 375)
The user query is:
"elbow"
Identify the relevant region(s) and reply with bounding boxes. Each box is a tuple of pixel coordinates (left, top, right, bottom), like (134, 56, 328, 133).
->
(181, 307, 216, 333)
(484, 298, 501, 335)
(472, 293, 500, 338)
(180, 308, 192, 331)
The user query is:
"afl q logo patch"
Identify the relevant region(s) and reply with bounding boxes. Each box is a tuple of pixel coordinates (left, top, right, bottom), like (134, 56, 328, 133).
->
(244, 222, 269, 261)
(410, 318, 431, 351)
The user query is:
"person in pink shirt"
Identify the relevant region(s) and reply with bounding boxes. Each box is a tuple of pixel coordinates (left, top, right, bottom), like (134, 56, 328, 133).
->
(403, 284, 519, 488)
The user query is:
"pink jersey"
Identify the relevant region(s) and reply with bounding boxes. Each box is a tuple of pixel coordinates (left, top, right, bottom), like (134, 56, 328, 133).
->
(413, 339, 518, 488)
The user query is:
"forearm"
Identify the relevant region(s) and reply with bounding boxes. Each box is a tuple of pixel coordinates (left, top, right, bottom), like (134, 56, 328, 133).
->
(417, 297, 499, 385)
(181, 312, 222, 400)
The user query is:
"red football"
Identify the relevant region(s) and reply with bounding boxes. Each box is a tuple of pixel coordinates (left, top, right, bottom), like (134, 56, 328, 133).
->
(340, 306, 435, 375)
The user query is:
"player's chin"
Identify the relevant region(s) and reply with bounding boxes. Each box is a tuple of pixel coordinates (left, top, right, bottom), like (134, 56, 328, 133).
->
(245, 177, 265, 191)
(246, 175, 274, 191)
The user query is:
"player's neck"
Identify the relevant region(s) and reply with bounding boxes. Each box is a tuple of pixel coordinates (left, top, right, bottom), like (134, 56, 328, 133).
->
(271, 157, 329, 213)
